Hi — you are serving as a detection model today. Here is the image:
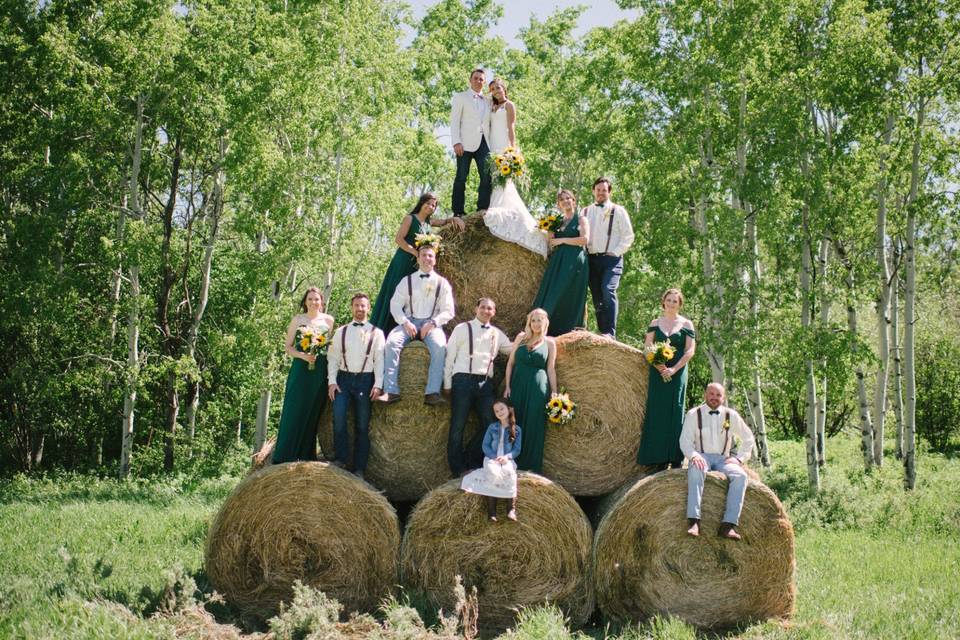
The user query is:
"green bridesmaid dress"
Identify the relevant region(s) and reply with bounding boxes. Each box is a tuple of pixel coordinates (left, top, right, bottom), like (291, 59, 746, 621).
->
(636, 324, 696, 466)
(532, 214, 588, 336)
(370, 213, 432, 333)
(511, 340, 550, 473)
(272, 317, 330, 464)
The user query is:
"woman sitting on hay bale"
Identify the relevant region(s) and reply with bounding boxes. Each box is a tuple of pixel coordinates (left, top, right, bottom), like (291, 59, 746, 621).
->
(461, 398, 523, 521)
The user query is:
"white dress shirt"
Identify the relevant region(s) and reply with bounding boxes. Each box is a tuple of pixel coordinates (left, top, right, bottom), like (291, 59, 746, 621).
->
(443, 318, 513, 389)
(389, 270, 455, 327)
(679, 404, 755, 463)
(584, 201, 635, 257)
(326, 321, 385, 389)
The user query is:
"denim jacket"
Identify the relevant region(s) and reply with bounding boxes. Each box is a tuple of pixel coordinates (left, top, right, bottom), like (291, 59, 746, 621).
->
(481, 422, 522, 460)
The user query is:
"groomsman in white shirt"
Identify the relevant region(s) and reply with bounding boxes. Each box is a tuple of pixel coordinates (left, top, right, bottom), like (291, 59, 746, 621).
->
(584, 176, 635, 337)
(379, 244, 455, 406)
(442, 298, 513, 477)
(450, 67, 492, 216)
(326, 293, 384, 479)
(680, 383, 756, 540)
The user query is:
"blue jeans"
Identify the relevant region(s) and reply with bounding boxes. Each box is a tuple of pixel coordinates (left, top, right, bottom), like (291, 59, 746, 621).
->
(332, 371, 373, 472)
(383, 318, 447, 395)
(448, 373, 495, 475)
(686, 453, 749, 525)
(588, 253, 623, 337)
(452, 137, 492, 216)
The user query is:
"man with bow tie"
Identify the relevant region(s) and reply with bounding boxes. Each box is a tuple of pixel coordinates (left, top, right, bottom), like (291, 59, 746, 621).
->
(583, 177, 635, 337)
(679, 382, 756, 540)
(442, 297, 513, 477)
(379, 244, 455, 406)
(326, 293, 385, 479)
(450, 67, 493, 217)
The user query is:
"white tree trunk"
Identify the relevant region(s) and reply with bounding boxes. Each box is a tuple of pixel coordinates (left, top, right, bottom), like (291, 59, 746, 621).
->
(903, 93, 924, 490)
(254, 389, 271, 453)
(872, 112, 895, 467)
(816, 236, 830, 468)
(801, 204, 820, 492)
(840, 259, 874, 469)
(892, 242, 905, 460)
(119, 95, 145, 479)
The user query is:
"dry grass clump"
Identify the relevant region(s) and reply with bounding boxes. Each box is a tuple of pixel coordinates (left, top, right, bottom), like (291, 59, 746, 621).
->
(436, 214, 546, 336)
(204, 462, 399, 621)
(400, 473, 594, 635)
(318, 341, 479, 501)
(593, 469, 795, 629)
(543, 331, 649, 496)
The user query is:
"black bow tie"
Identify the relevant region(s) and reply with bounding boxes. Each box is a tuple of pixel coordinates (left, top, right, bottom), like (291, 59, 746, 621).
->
(595, 202, 606, 207)
(419, 273, 430, 279)
(708, 410, 720, 415)
(352, 322, 363, 327)
(479, 324, 490, 329)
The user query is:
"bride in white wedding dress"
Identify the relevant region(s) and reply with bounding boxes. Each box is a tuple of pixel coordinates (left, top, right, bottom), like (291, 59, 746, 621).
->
(482, 78, 548, 258)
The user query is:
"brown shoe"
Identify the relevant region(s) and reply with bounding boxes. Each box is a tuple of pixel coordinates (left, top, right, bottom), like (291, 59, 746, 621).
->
(718, 522, 742, 540)
(424, 393, 447, 406)
(687, 518, 700, 537)
(378, 393, 401, 404)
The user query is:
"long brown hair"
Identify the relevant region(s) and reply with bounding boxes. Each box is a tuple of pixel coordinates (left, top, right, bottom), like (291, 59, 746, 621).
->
(489, 78, 508, 107)
(409, 192, 437, 218)
(494, 398, 518, 443)
(299, 286, 325, 313)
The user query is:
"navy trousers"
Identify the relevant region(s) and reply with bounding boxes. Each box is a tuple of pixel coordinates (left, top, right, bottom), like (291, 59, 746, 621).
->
(452, 137, 492, 216)
(332, 371, 373, 472)
(447, 372, 495, 475)
(588, 253, 624, 337)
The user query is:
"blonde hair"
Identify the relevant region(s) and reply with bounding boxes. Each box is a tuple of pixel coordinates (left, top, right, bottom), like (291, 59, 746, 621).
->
(661, 287, 684, 309)
(522, 308, 549, 346)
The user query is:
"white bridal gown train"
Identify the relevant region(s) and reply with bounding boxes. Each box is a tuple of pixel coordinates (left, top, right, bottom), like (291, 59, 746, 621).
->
(482, 107, 547, 258)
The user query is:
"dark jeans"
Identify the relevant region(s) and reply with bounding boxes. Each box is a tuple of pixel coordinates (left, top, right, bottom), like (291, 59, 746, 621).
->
(448, 373, 495, 475)
(588, 253, 624, 337)
(332, 371, 374, 472)
(452, 137, 492, 216)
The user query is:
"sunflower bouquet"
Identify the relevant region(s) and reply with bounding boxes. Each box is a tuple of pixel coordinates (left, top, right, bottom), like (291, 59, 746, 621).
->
(295, 326, 328, 370)
(536, 211, 564, 233)
(414, 232, 442, 252)
(489, 146, 530, 189)
(545, 391, 577, 425)
(644, 340, 676, 382)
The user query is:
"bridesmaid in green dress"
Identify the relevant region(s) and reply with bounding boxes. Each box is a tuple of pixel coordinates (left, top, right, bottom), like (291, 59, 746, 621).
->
(273, 287, 335, 464)
(636, 288, 697, 469)
(505, 309, 558, 473)
(369, 193, 464, 333)
(532, 189, 591, 336)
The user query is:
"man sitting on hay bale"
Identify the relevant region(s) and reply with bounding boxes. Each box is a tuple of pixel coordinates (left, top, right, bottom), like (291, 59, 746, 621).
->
(680, 382, 756, 540)
(380, 243, 455, 406)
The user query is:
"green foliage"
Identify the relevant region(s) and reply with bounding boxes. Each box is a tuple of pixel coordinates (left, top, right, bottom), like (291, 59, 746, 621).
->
(915, 333, 960, 452)
(268, 580, 342, 639)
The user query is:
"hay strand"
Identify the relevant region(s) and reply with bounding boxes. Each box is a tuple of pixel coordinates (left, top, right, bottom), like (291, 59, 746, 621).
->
(205, 462, 399, 621)
(593, 469, 795, 629)
(543, 331, 649, 496)
(436, 214, 546, 336)
(400, 472, 594, 635)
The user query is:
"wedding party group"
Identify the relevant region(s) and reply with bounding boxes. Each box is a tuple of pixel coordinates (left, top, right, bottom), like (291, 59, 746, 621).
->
(269, 67, 757, 538)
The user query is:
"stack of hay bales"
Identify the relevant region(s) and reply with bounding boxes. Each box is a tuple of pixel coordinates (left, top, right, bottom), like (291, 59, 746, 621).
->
(401, 473, 594, 635)
(205, 462, 399, 621)
(592, 469, 795, 628)
(209, 215, 795, 632)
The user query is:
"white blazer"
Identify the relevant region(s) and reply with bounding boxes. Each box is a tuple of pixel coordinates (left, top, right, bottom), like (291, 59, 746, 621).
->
(450, 89, 490, 152)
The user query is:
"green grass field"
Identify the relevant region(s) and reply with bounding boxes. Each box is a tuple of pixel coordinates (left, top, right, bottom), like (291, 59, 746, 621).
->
(1, 435, 958, 639)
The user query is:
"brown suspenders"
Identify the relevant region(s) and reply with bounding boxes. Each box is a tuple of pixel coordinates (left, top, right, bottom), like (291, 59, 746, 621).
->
(406, 274, 443, 319)
(340, 325, 374, 373)
(695, 407, 731, 455)
(604, 205, 616, 254)
(466, 322, 497, 378)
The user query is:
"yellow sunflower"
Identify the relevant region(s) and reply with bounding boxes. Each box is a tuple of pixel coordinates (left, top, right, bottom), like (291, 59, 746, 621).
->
(500, 165, 510, 176)
(548, 415, 562, 424)
(299, 338, 311, 350)
(663, 347, 675, 359)
(646, 352, 655, 363)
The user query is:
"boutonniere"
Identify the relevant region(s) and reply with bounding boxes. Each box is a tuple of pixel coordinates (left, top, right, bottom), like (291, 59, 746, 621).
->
(722, 419, 731, 431)
(423, 282, 435, 296)
(360, 330, 368, 344)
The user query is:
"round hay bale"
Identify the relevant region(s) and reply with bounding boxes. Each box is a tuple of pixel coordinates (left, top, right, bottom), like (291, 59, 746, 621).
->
(319, 341, 481, 501)
(436, 214, 546, 336)
(543, 331, 649, 496)
(400, 473, 594, 635)
(593, 469, 795, 629)
(205, 461, 399, 620)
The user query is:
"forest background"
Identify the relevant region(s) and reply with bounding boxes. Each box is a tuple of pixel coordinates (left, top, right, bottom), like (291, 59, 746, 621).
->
(3, 0, 959, 485)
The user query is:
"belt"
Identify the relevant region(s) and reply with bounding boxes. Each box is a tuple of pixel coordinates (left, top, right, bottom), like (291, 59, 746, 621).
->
(453, 372, 488, 379)
(339, 370, 373, 377)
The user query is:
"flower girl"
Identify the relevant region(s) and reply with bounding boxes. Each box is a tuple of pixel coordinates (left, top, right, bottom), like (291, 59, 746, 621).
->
(461, 398, 522, 521)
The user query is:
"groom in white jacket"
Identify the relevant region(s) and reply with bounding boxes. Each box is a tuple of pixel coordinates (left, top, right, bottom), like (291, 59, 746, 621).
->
(450, 67, 492, 217)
